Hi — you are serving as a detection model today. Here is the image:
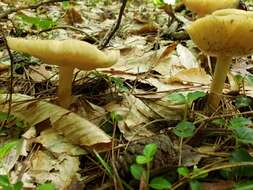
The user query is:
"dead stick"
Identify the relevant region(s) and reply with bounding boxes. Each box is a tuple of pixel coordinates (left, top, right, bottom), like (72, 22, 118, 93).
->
(1, 34, 14, 116)
(98, 0, 128, 49)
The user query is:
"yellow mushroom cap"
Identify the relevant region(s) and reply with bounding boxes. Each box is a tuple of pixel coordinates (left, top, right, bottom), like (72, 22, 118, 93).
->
(6, 37, 119, 70)
(183, 0, 240, 16)
(186, 9, 253, 57)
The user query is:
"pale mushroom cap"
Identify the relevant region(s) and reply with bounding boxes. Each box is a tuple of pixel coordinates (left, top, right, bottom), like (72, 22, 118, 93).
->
(6, 37, 119, 70)
(186, 9, 253, 57)
(183, 0, 240, 16)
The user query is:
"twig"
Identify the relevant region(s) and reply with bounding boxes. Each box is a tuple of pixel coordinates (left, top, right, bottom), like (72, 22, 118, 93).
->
(1, 35, 14, 116)
(0, 0, 66, 19)
(98, 0, 128, 49)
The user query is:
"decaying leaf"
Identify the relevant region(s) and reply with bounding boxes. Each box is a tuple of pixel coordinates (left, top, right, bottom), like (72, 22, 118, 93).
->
(64, 7, 83, 25)
(35, 128, 87, 155)
(176, 44, 199, 69)
(0, 94, 111, 149)
(28, 150, 80, 190)
(106, 94, 184, 140)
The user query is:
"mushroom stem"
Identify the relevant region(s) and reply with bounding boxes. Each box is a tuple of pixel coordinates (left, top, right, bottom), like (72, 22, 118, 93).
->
(57, 66, 74, 108)
(207, 56, 232, 110)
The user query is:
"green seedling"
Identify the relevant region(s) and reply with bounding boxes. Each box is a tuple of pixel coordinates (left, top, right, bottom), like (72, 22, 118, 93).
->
(177, 166, 207, 190)
(173, 121, 196, 165)
(0, 175, 23, 190)
(167, 91, 206, 120)
(130, 143, 172, 190)
(17, 14, 56, 30)
(227, 116, 253, 146)
(235, 96, 252, 108)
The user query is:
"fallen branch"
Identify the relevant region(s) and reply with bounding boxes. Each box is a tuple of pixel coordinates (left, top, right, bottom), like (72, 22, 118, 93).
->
(98, 0, 128, 49)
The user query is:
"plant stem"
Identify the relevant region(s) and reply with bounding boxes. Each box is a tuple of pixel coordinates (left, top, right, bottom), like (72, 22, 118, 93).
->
(57, 66, 74, 108)
(207, 56, 232, 110)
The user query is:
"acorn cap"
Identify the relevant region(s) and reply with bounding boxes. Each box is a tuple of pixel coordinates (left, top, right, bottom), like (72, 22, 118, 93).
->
(183, 0, 240, 16)
(6, 37, 119, 70)
(186, 9, 253, 57)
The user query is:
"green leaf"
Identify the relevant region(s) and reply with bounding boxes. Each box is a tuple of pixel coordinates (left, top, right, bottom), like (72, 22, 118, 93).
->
(167, 93, 186, 105)
(190, 180, 203, 190)
(62, 1, 70, 10)
(13, 181, 23, 190)
(130, 164, 144, 180)
(136, 155, 150, 164)
(177, 167, 189, 177)
(152, 0, 165, 6)
(234, 127, 253, 146)
(235, 96, 252, 108)
(245, 75, 253, 86)
(149, 177, 171, 190)
(0, 112, 10, 121)
(186, 91, 206, 104)
(228, 117, 252, 129)
(15, 120, 25, 128)
(173, 121, 195, 138)
(110, 111, 123, 123)
(93, 150, 112, 176)
(233, 181, 253, 190)
(192, 166, 208, 179)
(0, 175, 10, 188)
(143, 143, 157, 159)
(36, 182, 55, 190)
(231, 148, 253, 162)
(111, 77, 128, 92)
(229, 148, 253, 177)
(210, 118, 225, 126)
(17, 14, 56, 30)
(0, 140, 19, 159)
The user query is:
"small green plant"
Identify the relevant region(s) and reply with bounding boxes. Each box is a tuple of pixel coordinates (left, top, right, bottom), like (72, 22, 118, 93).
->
(235, 96, 252, 108)
(17, 14, 56, 30)
(173, 121, 196, 165)
(36, 182, 55, 190)
(0, 140, 20, 160)
(130, 143, 172, 190)
(167, 91, 206, 120)
(0, 175, 23, 190)
(110, 77, 129, 93)
(177, 166, 207, 190)
(227, 116, 253, 146)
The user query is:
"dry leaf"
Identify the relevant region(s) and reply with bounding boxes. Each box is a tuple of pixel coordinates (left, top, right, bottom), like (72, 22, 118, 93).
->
(35, 128, 87, 155)
(0, 94, 111, 149)
(167, 68, 211, 85)
(176, 44, 198, 69)
(29, 150, 80, 190)
(64, 7, 83, 25)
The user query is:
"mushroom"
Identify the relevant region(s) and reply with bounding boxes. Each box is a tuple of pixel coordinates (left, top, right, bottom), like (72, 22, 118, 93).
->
(186, 9, 253, 110)
(183, 0, 240, 16)
(6, 37, 119, 108)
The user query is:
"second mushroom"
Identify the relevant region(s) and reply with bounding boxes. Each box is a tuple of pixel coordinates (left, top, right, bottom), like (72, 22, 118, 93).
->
(186, 9, 253, 110)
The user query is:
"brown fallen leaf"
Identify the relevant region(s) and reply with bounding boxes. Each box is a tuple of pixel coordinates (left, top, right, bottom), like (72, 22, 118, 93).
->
(130, 22, 159, 35)
(0, 94, 111, 149)
(158, 42, 177, 62)
(0, 63, 9, 73)
(29, 150, 81, 190)
(64, 7, 83, 25)
(202, 180, 235, 190)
